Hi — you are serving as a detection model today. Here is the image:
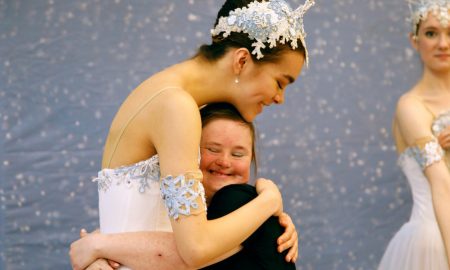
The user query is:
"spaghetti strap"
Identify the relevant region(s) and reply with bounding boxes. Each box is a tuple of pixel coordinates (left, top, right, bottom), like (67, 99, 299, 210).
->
(106, 86, 182, 167)
(414, 95, 436, 118)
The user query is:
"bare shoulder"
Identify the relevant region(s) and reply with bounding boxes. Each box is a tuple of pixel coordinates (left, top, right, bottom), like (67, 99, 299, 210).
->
(395, 92, 425, 117)
(150, 88, 200, 122)
(394, 91, 434, 145)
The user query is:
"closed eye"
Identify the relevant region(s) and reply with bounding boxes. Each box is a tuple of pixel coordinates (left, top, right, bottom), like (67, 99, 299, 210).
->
(207, 147, 220, 153)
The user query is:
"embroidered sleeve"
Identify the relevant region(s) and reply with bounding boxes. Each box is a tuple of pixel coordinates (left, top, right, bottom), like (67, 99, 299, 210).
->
(160, 170, 207, 220)
(409, 136, 444, 170)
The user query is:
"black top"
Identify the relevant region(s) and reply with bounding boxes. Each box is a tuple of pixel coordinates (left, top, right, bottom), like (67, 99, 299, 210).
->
(200, 184, 296, 270)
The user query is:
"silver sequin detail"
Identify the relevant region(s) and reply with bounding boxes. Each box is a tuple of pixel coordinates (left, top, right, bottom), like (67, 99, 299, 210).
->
(211, 0, 314, 63)
(93, 155, 160, 193)
(407, 0, 450, 34)
(432, 110, 450, 135)
(403, 139, 444, 170)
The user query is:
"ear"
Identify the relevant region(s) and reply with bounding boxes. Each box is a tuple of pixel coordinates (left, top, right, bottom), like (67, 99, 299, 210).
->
(409, 32, 419, 51)
(232, 48, 253, 75)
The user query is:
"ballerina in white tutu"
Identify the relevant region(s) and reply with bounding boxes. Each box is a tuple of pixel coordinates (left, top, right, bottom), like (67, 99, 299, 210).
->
(378, 1, 450, 269)
(69, 0, 314, 269)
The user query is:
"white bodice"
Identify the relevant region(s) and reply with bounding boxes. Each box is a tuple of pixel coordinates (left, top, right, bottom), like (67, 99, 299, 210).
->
(94, 154, 172, 233)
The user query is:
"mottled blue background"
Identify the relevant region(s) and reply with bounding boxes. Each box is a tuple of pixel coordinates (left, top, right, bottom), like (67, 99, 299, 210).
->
(1, 0, 422, 269)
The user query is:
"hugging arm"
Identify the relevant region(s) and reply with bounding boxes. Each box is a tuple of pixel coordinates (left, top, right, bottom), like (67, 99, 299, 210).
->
(70, 231, 190, 270)
(151, 92, 283, 267)
(71, 92, 283, 269)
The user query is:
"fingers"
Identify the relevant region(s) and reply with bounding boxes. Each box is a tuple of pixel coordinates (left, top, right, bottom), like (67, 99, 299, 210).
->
(285, 238, 298, 263)
(277, 214, 294, 249)
(85, 259, 114, 270)
(107, 260, 121, 269)
(276, 212, 299, 262)
(438, 132, 450, 149)
(277, 228, 297, 253)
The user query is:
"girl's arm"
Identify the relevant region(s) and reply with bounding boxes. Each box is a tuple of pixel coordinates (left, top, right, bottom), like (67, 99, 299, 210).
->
(396, 95, 450, 267)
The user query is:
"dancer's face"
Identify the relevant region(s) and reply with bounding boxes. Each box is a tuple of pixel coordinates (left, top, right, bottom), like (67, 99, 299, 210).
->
(412, 10, 450, 72)
(235, 50, 304, 122)
(200, 118, 253, 202)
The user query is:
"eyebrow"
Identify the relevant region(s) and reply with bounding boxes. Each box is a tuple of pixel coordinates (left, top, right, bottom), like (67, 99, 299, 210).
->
(203, 142, 250, 151)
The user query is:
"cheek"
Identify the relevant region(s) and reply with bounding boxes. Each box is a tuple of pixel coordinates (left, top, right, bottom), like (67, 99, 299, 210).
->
(199, 152, 214, 171)
(234, 159, 252, 182)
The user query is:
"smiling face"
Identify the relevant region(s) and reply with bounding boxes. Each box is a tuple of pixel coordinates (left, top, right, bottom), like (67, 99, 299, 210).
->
(412, 10, 450, 72)
(233, 49, 305, 122)
(200, 118, 253, 202)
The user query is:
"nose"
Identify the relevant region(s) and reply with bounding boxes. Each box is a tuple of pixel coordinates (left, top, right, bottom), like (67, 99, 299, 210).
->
(438, 33, 450, 49)
(273, 92, 284, 104)
(215, 154, 231, 168)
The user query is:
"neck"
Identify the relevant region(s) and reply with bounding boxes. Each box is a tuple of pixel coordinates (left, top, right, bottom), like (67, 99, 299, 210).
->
(419, 67, 450, 93)
(172, 56, 236, 106)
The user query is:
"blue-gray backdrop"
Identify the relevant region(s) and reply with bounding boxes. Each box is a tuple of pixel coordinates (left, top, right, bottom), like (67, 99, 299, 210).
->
(1, 0, 422, 269)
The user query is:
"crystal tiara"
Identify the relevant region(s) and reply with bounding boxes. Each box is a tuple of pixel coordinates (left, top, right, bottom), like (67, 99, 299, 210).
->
(211, 0, 315, 65)
(407, 0, 450, 34)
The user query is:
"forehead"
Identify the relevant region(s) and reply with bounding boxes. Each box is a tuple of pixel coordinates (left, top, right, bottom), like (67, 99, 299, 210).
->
(203, 119, 253, 142)
(262, 51, 304, 77)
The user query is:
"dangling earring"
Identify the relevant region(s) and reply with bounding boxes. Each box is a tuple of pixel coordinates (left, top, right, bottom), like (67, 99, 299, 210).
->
(235, 77, 240, 84)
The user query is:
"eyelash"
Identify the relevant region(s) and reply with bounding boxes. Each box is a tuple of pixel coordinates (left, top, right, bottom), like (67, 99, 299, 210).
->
(425, 31, 437, 37)
(207, 147, 219, 153)
(277, 81, 283, 89)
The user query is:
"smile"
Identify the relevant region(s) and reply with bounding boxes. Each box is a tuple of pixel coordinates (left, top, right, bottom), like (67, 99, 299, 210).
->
(209, 170, 232, 177)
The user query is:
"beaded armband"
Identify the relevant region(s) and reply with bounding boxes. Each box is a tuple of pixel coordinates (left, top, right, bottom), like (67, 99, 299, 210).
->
(160, 170, 207, 220)
(408, 137, 444, 170)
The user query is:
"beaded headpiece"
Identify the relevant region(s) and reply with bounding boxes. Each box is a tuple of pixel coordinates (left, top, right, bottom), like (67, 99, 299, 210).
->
(407, 0, 450, 34)
(211, 0, 315, 65)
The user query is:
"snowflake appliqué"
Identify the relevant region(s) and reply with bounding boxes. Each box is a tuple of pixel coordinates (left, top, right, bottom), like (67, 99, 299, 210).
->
(160, 172, 206, 220)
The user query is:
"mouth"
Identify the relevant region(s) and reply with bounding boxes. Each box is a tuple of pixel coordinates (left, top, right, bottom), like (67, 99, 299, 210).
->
(209, 170, 233, 177)
(258, 102, 269, 113)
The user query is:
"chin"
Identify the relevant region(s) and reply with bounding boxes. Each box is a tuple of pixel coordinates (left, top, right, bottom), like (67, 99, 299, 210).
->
(243, 110, 258, 122)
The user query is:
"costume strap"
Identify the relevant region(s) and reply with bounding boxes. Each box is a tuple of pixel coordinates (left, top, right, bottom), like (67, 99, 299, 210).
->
(160, 170, 207, 220)
(106, 86, 182, 167)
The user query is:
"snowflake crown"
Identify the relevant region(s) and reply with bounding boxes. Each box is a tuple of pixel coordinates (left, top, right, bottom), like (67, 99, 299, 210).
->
(407, 0, 450, 34)
(211, 0, 315, 66)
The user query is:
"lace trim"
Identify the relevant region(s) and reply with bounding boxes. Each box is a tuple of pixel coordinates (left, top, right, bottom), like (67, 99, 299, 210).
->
(160, 170, 207, 220)
(403, 139, 444, 170)
(93, 155, 160, 193)
(432, 110, 450, 136)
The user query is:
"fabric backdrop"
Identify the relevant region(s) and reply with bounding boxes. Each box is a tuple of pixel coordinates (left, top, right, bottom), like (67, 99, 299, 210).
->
(1, 0, 421, 269)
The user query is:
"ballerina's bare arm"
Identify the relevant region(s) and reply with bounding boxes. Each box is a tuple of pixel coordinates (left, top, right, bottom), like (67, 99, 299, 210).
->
(73, 208, 299, 270)
(149, 90, 283, 267)
(71, 231, 192, 270)
(395, 95, 450, 267)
